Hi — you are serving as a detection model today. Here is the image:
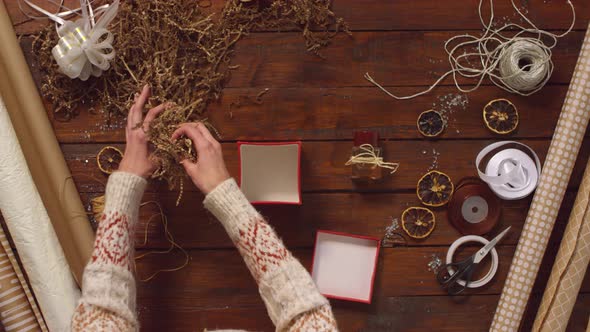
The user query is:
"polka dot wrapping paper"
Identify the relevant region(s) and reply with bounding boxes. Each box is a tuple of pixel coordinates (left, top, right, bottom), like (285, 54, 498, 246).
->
(490, 23, 590, 332)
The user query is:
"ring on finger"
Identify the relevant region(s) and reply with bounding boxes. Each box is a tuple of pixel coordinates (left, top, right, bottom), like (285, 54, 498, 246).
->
(142, 121, 152, 133)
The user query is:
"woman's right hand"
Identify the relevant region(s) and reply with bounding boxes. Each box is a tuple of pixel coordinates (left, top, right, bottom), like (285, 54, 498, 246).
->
(171, 122, 230, 194)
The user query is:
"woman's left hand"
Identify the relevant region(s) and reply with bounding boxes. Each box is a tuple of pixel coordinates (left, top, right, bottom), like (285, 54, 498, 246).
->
(119, 84, 166, 178)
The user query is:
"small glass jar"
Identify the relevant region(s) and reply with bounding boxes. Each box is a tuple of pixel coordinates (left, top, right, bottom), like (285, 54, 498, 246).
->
(351, 130, 383, 181)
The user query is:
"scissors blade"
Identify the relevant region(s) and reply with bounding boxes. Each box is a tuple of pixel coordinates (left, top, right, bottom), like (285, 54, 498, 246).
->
(473, 226, 511, 264)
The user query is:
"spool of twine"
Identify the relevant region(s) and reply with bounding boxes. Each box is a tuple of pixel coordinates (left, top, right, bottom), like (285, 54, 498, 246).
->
(498, 39, 553, 93)
(364, 0, 575, 99)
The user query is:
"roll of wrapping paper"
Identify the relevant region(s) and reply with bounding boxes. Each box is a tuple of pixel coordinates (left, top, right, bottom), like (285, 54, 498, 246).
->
(491, 23, 590, 331)
(0, 224, 47, 332)
(447, 177, 501, 235)
(532, 156, 590, 332)
(0, 95, 80, 330)
(0, 2, 93, 284)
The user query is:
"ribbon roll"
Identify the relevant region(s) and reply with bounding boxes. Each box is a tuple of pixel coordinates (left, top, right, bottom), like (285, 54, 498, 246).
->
(476, 141, 541, 200)
(448, 177, 501, 235)
(25, 0, 119, 80)
(446, 235, 500, 288)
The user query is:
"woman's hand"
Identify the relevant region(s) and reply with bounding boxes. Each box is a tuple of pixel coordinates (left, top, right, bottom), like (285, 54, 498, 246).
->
(119, 84, 166, 178)
(171, 122, 230, 194)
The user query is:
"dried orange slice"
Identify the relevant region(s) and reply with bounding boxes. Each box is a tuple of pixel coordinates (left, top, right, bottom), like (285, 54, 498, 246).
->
(417, 110, 445, 137)
(97, 146, 123, 175)
(417, 170, 454, 207)
(483, 99, 519, 134)
(401, 207, 436, 239)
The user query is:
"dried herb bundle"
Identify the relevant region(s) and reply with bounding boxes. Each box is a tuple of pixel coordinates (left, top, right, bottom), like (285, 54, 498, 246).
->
(32, 0, 349, 191)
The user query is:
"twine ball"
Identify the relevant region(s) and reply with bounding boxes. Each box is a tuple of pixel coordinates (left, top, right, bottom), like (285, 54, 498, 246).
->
(498, 39, 553, 93)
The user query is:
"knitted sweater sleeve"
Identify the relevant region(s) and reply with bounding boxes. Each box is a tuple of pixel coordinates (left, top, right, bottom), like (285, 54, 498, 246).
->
(203, 178, 338, 331)
(71, 172, 146, 332)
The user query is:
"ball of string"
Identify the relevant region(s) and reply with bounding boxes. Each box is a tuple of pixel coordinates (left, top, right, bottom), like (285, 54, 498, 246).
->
(364, 0, 575, 99)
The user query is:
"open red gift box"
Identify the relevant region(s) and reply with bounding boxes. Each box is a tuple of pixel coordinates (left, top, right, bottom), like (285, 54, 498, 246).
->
(238, 141, 302, 205)
(311, 230, 381, 303)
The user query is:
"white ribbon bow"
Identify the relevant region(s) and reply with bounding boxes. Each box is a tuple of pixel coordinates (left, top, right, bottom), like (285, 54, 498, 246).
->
(24, 0, 119, 80)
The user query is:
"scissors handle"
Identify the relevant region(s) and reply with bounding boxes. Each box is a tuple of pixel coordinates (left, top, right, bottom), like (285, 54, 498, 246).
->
(436, 256, 476, 295)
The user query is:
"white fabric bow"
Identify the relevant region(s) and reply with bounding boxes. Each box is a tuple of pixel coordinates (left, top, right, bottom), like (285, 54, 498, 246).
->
(25, 0, 119, 80)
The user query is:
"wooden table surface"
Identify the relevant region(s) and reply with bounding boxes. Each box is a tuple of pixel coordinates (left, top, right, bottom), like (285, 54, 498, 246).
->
(6, 1, 590, 331)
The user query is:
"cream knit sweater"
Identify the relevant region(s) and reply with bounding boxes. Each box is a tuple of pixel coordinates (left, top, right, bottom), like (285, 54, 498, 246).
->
(71, 172, 337, 331)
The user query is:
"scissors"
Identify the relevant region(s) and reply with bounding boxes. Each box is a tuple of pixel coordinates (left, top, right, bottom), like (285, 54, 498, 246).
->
(436, 227, 510, 295)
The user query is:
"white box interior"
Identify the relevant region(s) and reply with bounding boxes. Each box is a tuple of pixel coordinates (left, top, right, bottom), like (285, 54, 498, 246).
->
(312, 232, 379, 302)
(240, 143, 300, 203)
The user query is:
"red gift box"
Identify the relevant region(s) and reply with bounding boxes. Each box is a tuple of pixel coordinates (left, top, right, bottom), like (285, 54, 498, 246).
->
(311, 230, 381, 303)
(238, 141, 302, 205)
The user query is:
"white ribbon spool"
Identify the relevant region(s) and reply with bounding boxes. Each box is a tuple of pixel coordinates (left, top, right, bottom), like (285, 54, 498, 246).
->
(476, 141, 541, 200)
(446, 235, 499, 288)
(24, 0, 119, 81)
(461, 196, 489, 224)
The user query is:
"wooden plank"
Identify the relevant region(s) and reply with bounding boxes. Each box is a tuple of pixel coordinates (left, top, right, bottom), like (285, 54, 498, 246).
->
(224, 30, 583, 88)
(133, 248, 590, 331)
(9, 0, 589, 35)
(80, 191, 576, 249)
(330, 0, 590, 32)
(134, 247, 512, 300)
(136, 294, 590, 332)
(8, 0, 80, 35)
(64, 138, 590, 193)
(201, 86, 573, 141)
(20, 30, 584, 90)
(9, 0, 227, 36)
(47, 85, 574, 143)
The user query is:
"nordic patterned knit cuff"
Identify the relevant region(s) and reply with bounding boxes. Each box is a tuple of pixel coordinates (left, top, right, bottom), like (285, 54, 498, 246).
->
(203, 178, 260, 239)
(260, 256, 329, 330)
(104, 172, 147, 222)
(80, 263, 138, 328)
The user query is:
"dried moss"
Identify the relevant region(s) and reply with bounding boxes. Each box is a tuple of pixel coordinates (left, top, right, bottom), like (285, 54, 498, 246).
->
(32, 0, 349, 192)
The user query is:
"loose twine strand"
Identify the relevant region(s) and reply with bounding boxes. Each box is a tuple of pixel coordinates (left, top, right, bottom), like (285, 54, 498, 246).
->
(364, 0, 576, 99)
(134, 201, 190, 282)
(90, 196, 190, 282)
(345, 144, 400, 174)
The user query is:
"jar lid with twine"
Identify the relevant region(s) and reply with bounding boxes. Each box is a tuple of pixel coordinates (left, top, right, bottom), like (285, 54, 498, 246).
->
(345, 144, 400, 174)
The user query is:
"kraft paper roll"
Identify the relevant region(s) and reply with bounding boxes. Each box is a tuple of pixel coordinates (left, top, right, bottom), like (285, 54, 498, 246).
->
(532, 156, 590, 332)
(0, 224, 47, 332)
(491, 23, 590, 331)
(0, 1, 93, 284)
(0, 97, 80, 330)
